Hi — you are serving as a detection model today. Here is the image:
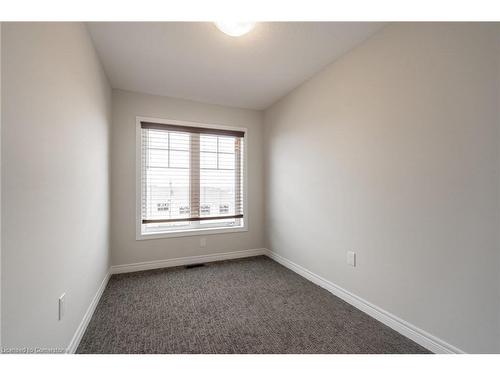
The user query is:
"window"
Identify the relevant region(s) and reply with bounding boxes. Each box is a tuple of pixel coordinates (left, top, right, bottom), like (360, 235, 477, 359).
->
(138, 118, 246, 238)
(200, 204, 211, 215)
(156, 203, 170, 212)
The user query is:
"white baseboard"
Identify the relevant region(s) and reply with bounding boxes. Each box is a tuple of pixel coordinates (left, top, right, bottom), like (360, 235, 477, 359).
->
(111, 248, 267, 274)
(265, 249, 465, 354)
(66, 271, 111, 354)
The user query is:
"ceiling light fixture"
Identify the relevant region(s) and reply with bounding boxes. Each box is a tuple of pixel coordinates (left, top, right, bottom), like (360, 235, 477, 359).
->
(215, 22, 256, 37)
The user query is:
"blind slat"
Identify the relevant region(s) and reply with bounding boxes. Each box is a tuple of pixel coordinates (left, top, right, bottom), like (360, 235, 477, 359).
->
(143, 214, 244, 224)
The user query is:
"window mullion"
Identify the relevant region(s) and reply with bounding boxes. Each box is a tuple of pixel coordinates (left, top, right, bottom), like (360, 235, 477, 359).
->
(190, 133, 200, 220)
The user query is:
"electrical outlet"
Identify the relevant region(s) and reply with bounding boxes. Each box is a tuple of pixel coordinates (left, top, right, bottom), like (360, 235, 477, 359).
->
(347, 251, 356, 267)
(58, 293, 66, 321)
(200, 237, 206, 248)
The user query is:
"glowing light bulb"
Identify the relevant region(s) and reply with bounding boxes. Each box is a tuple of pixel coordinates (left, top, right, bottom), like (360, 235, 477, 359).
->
(215, 22, 256, 37)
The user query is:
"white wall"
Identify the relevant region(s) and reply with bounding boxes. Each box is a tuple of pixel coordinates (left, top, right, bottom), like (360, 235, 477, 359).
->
(264, 23, 500, 353)
(1, 23, 111, 350)
(111, 89, 264, 266)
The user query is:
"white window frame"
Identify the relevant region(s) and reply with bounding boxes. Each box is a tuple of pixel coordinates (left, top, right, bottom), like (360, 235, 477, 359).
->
(136, 116, 248, 240)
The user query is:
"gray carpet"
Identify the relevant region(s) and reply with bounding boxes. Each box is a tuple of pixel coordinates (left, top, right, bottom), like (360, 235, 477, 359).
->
(77, 256, 430, 354)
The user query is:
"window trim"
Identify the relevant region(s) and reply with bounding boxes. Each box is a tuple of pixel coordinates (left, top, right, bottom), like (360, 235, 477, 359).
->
(135, 116, 248, 240)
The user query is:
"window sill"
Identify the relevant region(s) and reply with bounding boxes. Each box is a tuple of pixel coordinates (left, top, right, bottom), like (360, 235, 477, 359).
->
(136, 226, 248, 240)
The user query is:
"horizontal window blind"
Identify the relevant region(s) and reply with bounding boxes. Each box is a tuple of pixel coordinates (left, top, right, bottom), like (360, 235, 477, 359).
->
(141, 122, 244, 231)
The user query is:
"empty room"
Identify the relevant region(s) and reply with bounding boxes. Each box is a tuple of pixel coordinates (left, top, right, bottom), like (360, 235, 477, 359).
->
(1, 2, 500, 367)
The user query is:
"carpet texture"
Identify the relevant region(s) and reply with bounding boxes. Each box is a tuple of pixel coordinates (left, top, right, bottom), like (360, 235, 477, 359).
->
(77, 256, 430, 354)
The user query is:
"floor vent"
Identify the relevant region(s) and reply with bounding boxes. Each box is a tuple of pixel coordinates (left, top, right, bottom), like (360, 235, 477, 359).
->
(185, 263, 206, 269)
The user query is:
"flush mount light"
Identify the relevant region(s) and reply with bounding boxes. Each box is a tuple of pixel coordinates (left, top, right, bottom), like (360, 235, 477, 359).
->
(215, 22, 256, 37)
